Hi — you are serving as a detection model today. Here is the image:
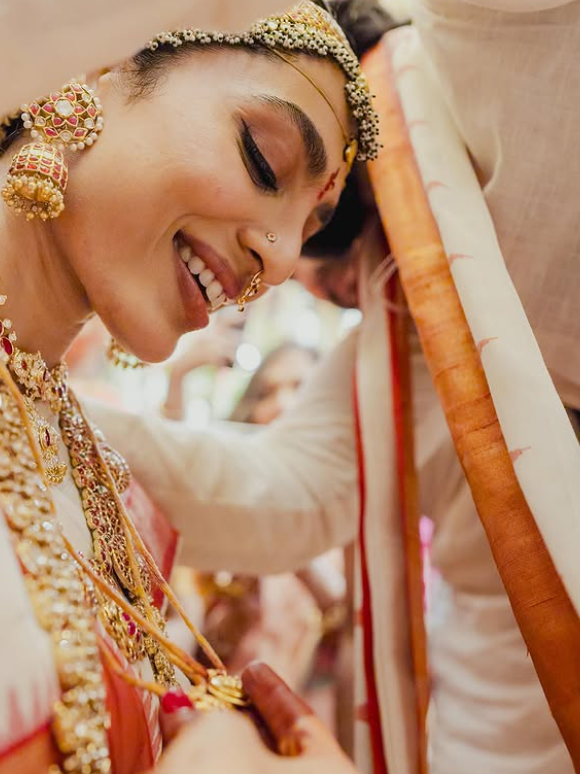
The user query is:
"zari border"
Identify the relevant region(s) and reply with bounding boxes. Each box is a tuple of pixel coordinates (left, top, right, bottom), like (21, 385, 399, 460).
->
(354, 374, 389, 774)
(386, 277, 428, 774)
(354, 273, 428, 774)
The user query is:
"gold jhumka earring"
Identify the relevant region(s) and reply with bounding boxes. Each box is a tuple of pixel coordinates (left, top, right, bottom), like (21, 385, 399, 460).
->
(1, 81, 104, 220)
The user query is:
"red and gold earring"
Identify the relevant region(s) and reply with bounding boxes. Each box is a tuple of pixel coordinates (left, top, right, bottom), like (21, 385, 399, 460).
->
(2, 80, 104, 220)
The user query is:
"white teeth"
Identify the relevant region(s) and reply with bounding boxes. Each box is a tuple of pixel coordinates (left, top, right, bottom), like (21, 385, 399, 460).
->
(180, 242, 230, 308)
(211, 292, 227, 311)
(188, 255, 204, 274)
(207, 278, 224, 301)
(179, 243, 192, 262)
(199, 268, 215, 288)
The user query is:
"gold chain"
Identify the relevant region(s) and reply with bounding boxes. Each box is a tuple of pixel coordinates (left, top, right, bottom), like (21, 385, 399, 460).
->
(60, 389, 177, 686)
(0, 363, 112, 774)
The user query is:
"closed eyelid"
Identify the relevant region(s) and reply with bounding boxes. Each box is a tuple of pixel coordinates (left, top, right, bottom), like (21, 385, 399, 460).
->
(239, 120, 278, 193)
(254, 95, 328, 181)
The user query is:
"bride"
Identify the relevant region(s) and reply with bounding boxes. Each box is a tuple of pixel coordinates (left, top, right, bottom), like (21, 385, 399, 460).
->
(0, 1, 378, 771)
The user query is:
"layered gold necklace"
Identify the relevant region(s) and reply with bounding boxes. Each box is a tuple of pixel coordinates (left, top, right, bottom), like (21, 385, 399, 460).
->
(0, 306, 247, 773)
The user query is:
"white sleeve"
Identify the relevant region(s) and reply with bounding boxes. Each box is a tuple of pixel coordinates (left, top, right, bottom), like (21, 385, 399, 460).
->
(0, 0, 291, 118)
(86, 331, 359, 575)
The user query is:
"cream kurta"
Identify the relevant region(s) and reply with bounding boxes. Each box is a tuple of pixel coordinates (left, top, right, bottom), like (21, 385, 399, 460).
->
(89, 327, 570, 773)
(88, 332, 360, 576)
(414, 0, 580, 407)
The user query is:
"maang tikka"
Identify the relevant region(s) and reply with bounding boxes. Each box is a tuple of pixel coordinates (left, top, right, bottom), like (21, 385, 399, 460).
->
(2, 80, 104, 220)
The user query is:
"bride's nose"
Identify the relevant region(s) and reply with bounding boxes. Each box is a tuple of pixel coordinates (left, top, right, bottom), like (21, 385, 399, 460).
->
(239, 225, 303, 287)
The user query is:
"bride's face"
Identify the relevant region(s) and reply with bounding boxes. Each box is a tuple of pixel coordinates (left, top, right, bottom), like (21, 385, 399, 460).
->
(50, 48, 351, 362)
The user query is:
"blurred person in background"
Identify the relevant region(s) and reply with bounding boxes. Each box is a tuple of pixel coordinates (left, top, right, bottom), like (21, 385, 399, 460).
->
(229, 342, 320, 425)
(209, 343, 350, 746)
(162, 339, 352, 747)
(161, 311, 243, 421)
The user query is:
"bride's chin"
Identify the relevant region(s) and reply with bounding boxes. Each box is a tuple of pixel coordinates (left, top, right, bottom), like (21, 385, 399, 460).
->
(114, 333, 178, 366)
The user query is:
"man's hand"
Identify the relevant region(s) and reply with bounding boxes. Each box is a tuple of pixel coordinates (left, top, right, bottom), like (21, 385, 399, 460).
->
(156, 663, 360, 774)
(162, 312, 242, 419)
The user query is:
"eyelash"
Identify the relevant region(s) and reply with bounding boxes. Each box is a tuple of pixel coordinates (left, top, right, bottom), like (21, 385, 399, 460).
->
(240, 120, 278, 193)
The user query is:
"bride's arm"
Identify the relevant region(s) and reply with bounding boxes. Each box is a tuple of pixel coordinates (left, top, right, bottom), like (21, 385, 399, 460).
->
(0, 0, 290, 118)
(87, 331, 359, 575)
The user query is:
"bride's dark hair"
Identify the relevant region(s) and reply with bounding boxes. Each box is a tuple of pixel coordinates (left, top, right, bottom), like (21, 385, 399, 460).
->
(322, 0, 403, 58)
(303, 0, 404, 259)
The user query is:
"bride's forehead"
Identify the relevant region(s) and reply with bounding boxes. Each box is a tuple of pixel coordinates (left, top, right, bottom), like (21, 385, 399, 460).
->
(137, 3, 378, 162)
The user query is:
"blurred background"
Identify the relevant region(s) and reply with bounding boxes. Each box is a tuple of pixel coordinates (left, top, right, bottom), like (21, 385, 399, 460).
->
(69, 280, 361, 424)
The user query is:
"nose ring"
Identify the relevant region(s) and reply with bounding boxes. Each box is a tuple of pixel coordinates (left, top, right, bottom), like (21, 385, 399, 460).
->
(266, 232, 277, 243)
(237, 271, 263, 312)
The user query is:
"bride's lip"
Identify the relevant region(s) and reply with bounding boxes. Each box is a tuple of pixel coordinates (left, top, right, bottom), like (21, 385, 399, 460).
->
(180, 234, 242, 300)
(174, 247, 210, 330)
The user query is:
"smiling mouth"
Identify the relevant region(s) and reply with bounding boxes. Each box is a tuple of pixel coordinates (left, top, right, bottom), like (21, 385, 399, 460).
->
(174, 232, 230, 312)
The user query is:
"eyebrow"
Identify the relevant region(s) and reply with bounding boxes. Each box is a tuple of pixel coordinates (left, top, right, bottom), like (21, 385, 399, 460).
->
(256, 95, 328, 180)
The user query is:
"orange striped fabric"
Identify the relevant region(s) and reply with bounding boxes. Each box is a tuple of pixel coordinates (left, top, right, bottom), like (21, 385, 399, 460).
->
(363, 35, 580, 767)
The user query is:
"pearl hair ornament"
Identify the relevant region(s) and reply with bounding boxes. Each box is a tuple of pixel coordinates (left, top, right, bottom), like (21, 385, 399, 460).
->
(148, 1, 380, 164)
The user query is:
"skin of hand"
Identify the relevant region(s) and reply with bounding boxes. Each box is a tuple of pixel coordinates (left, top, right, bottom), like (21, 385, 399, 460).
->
(170, 312, 244, 376)
(155, 663, 360, 774)
(162, 312, 243, 419)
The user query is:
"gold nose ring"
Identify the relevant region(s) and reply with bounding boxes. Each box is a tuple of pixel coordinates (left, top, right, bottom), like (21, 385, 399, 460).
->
(237, 271, 263, 312)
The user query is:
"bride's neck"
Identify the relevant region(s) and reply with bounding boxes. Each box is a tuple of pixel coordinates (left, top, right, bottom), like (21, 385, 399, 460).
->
(0, 205, 91, 368)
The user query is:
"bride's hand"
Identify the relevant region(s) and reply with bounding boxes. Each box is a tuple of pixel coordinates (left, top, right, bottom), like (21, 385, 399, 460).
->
(156, 663, 359, 774)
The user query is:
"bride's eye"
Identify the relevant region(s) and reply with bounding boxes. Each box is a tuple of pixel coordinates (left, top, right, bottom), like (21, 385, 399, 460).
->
(239, 120, 279, 193)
